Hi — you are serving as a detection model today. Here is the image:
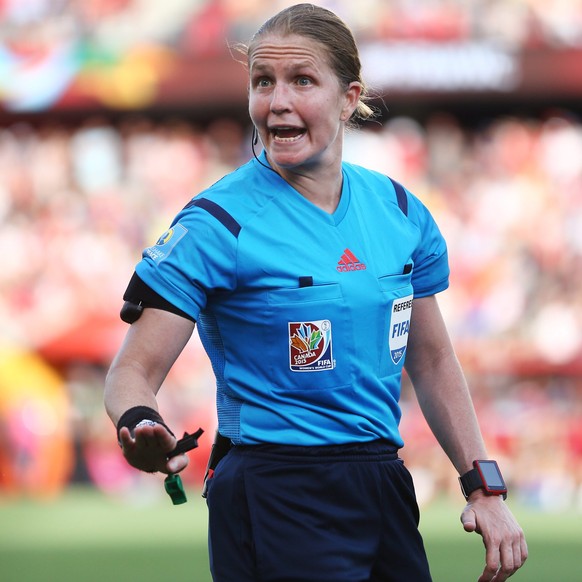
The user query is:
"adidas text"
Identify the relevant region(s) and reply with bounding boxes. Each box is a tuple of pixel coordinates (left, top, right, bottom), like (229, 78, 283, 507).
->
(337, 263, 367, 272)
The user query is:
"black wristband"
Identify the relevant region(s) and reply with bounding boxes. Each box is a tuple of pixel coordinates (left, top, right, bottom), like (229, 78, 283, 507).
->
(116, 405, 174, 443)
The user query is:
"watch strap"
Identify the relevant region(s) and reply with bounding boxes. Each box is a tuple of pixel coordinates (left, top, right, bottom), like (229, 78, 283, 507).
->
(459, 467, 483, 499)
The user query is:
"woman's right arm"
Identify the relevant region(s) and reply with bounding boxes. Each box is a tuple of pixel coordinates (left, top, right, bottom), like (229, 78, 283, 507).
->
(104, 307, 196, 473)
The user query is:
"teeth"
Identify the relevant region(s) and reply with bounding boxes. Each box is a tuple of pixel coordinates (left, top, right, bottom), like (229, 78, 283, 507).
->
(274, 134, 303, 142)
(272, 127, 304, 142)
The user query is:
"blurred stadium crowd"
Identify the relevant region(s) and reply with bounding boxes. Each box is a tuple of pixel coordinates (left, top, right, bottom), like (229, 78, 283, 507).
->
(2, 0, 582, 50)
(1, 111, 581, 510)
(0, 0, 581, 511)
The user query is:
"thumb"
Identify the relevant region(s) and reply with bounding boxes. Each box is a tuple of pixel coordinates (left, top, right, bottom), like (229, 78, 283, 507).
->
(167, 453, 189, 474)
(461, 507, 477, 532)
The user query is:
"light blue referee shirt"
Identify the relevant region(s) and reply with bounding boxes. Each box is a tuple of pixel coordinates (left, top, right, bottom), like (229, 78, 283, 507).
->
(135, 152, 449, 446)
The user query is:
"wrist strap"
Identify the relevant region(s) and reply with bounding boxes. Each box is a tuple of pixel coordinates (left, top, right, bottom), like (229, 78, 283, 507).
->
(459, 468, 482, 499)
(116, 405, 174, 443)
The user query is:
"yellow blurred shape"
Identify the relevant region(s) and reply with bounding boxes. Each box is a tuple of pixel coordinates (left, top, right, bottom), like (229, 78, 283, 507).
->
(0, 347, 73, 498)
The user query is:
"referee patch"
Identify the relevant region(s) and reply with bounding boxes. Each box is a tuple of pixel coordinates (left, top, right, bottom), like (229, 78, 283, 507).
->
(144, 224, 188, 264)
(289, 320, 334, 372)
(389, 294, 413, 365)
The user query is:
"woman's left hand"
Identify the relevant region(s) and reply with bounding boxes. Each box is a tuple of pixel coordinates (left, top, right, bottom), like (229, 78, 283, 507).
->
(460, 491, 528, 581)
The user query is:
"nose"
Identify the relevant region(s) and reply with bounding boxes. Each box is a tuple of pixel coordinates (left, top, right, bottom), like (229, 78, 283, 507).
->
(270, 83, 291, 114)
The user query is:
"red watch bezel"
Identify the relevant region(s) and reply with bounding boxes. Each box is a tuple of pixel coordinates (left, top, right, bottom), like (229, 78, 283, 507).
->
(473, 459, 508, 497)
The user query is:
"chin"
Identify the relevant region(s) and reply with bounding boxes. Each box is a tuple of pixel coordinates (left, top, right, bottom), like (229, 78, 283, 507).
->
(269, 146, 319, 168)
(268, 151, 305, 169)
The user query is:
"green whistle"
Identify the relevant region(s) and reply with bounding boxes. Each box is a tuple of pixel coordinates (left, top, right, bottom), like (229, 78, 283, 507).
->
(164, 474, 187, 505)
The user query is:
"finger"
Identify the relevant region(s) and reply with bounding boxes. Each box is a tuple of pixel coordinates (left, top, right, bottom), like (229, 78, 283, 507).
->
(118, 426, 136, 450)
(134, 423, 176, 451)
(493, 541, 516, 582)
(153, 423, 177, 449)
(477, 540, 501, 582)
(167, 453, 189, 474)
(132, 424, 157, 449)
(509, 528, 528, 574)
(478, 565, 498, 582)
(502, 520, 528, 573)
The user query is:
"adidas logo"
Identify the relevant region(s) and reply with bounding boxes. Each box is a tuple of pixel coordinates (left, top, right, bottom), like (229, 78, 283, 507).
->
(337, 249, 367, 272)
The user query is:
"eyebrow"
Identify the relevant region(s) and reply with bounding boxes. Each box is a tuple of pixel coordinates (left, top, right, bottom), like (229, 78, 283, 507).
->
(250, 59, 317, 74)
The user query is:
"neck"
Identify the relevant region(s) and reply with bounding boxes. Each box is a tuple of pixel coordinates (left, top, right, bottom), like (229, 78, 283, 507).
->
(283, 167, 343, 213)
(267, 155, 344, 214)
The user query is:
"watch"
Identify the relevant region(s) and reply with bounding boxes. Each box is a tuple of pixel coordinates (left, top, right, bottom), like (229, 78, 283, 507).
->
(459, 460, 508, 500)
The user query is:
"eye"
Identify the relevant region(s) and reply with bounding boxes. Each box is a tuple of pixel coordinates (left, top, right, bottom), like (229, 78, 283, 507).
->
(296, 76, 313, 86)
(252, 76, 272, 89)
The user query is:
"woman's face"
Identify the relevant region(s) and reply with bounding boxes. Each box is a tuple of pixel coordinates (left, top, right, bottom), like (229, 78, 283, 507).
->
(248, 33, 360, 173)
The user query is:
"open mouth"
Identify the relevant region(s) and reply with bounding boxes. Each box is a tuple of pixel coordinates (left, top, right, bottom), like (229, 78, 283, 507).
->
(271, 127, 306, 142)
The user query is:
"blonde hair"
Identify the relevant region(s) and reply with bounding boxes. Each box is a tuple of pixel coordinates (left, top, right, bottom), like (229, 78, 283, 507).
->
(246, 3, 377, 125)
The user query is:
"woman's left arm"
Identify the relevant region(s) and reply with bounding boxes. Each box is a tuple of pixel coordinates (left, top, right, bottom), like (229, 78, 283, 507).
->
(404, 295, 527, 582)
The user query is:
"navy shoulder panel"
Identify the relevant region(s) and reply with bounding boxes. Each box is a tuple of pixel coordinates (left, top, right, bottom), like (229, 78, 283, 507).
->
(388, 177, 408, 217)
(185, 197, 241, 238)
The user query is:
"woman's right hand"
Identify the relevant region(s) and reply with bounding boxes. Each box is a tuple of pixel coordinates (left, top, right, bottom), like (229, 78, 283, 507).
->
(118, 422, 189, 475)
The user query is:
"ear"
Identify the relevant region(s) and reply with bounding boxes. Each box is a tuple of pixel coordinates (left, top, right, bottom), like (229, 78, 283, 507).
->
(341, 82, 363, 121)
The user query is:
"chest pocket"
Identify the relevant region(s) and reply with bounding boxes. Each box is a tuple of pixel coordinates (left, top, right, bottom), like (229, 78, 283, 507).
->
(265, 283, 354, 393)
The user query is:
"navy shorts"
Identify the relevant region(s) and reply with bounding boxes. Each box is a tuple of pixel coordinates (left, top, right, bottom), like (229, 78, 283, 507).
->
(205, 440, 432, 582)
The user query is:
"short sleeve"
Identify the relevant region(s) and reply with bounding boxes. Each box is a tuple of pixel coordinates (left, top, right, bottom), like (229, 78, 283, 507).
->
(135, 204, 238, 321)
(406, 191, 450, 297)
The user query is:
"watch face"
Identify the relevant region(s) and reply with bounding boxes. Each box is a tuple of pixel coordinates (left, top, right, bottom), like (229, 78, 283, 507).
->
(476, 460, 507, 491)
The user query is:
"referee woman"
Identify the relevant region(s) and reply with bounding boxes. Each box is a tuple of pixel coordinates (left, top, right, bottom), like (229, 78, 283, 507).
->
(105, 4, 527, 581)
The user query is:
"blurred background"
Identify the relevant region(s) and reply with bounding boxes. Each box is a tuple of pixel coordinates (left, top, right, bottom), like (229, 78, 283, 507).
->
(0, 0, 581, 515)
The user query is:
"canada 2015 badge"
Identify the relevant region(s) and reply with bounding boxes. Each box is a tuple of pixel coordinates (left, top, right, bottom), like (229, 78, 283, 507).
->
(389, 294, 413, 365)
(289, 320, 334, 372)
